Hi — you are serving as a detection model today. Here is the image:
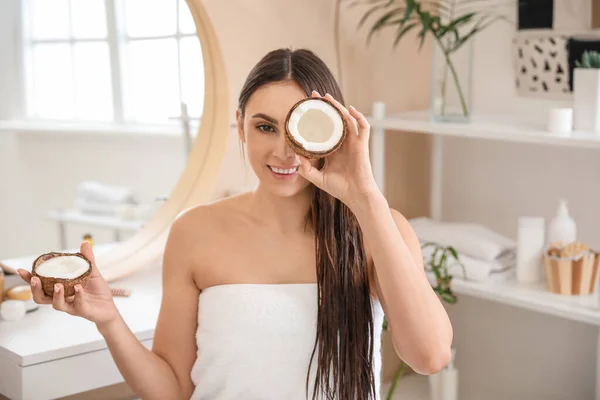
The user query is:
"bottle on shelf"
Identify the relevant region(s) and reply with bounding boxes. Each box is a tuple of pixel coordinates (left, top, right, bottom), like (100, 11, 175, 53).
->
(548, 199, 577, 246)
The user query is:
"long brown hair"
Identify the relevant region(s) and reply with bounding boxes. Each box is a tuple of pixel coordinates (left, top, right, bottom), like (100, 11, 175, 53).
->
(238, 48, 376, 400)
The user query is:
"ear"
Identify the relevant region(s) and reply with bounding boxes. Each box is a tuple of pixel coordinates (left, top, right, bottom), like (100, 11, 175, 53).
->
(236, 109, 246, 143)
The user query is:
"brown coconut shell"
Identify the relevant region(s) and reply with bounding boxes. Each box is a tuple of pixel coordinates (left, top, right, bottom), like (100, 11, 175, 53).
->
(284, 97, 347, 159)
(31, 252, 92, 297)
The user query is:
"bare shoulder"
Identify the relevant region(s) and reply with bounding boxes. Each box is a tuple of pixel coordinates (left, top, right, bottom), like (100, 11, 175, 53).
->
(152, 194, 256, 398)
(169, 191, 251, 241)
(162, 192, 253, 281)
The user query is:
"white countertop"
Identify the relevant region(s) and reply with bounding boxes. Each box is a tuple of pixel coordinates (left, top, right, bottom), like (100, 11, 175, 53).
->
(0, 247, 162, 367)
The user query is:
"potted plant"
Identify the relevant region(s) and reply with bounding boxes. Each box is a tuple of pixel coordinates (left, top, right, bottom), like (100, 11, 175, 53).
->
(573, 50, 600, 133)
(350, 0, 510, 121)
(382, 241, 466, 399)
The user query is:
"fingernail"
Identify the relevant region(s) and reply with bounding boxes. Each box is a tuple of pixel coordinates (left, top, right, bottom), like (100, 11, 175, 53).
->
(313, 90, 320, 96)
(31, 278, 37, 287)
(74, 285, 80, 293)
(54, 284, 60, 293)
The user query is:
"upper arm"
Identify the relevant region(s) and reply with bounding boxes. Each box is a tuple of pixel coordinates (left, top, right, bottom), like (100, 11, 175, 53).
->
(151, 210, 202, 399)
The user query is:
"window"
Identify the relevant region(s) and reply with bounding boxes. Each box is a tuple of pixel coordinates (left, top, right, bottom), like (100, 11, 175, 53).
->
(22, 0, 204, 124)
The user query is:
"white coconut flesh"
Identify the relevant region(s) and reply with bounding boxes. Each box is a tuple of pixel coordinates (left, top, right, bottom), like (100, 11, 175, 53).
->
(287, 99, 344, 152)
(36, 256, 89, 279)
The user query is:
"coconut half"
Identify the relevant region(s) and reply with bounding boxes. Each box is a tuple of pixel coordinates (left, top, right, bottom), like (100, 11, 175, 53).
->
(284, 97, 347, 159)
(31, 252, 92, 297)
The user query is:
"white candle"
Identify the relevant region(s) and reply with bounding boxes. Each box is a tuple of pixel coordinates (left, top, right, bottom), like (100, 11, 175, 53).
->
(547, 108, 573, 136)
(517, 217, 546, 283)
(371, 101, 386, 119)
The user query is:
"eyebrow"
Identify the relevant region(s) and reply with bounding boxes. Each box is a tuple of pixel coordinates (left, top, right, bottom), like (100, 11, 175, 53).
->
(251, 113, 279, 125)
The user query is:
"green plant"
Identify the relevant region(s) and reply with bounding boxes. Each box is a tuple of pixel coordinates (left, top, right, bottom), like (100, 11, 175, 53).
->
(382, 241, 465, 399)
(351, 0, 511, 117)
(576, 50, 600, 69)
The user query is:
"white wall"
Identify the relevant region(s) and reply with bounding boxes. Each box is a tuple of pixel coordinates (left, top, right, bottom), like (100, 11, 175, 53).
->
(442, 3, 600, 400)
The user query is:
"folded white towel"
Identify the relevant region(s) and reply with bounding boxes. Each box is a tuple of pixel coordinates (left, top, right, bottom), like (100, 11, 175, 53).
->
(77, 181, 136, 205)
(74, 198, 122, 215)
(409, 217, 516, 262)
(421, 243, 516, 282)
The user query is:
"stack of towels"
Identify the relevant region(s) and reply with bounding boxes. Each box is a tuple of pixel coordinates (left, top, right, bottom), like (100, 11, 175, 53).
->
(75, 181, 137, 215)
(409, 217, 517, 283)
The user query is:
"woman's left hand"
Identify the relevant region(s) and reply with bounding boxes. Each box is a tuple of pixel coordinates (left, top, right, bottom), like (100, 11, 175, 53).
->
(297, 91, 381, 210)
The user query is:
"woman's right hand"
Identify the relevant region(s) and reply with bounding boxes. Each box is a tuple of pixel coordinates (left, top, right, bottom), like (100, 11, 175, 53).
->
(17, 241, 120, 330)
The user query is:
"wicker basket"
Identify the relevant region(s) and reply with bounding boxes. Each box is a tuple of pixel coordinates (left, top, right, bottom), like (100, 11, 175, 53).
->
(543, 247, 600, 295)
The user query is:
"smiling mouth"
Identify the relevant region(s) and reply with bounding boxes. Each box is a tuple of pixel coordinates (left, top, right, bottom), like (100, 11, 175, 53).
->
(268, 165, 299, 175)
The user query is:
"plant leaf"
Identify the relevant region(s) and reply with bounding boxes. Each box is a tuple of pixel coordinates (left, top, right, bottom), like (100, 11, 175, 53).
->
(366, 6, 407, 45)
(402, 0, 417, 24)
(447, 246, 460, 261)
(448, 14, 509, 53)
(393, 22, 418, 47)
(357, 2, 397, 30)
(412, 6, 433, 46)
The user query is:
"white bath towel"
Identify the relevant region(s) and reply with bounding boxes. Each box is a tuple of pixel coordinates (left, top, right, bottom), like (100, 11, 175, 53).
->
(76, 181, 136, 205)
(421, 242, 516, 282)
(409, 217, 516, 262)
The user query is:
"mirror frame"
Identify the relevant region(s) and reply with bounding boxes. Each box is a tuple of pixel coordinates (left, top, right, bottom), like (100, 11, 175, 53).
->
(97, 0, 229, 282)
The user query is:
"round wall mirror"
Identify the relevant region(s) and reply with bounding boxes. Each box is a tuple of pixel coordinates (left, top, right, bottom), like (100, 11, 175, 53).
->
(97, 0, 229, 281)
(0, 0, 229, 282)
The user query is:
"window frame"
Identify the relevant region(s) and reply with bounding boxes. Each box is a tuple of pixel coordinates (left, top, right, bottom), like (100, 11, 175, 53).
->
(20, 0, 202, 127)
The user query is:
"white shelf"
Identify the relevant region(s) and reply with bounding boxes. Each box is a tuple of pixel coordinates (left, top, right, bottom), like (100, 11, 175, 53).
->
(367, 110, 600, 149)
(46, 209, 146, 232)
(450, 277, 600, 326)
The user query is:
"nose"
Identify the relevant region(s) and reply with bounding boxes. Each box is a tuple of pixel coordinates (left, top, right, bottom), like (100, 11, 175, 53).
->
(275, 131, 297, 159)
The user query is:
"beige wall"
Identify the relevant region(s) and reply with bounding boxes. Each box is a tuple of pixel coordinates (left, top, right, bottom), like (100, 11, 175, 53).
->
(201, 0, 432, 214)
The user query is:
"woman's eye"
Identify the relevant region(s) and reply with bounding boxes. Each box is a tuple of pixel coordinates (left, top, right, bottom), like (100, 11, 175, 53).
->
(257, 124, 276, 133)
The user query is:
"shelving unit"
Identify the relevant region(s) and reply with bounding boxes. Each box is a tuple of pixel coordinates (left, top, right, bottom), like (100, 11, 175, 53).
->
(452, 277, 600, 326)
(366, 104, 600, 400)
(46, 209, 147, 249)
(367, 110, 600, 150)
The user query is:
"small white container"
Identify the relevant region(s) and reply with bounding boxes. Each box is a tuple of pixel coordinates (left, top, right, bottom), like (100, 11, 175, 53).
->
(517, 217, 546, 283)
(547, 108, 572, 135)
(1, 300, 26, 321)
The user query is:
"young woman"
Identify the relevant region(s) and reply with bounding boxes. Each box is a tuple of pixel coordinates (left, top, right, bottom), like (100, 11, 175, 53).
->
(18, 48, 452, 400)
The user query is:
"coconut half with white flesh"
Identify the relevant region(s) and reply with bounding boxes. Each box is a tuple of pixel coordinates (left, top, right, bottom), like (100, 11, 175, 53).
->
(31, 252, 92, 297)
(284, 97, 347, 159)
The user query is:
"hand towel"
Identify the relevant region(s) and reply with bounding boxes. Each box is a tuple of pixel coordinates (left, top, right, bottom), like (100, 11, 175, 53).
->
(421, 242, 516, 282)
(76, 181, 136, 205)
(409, 217, 516, 262)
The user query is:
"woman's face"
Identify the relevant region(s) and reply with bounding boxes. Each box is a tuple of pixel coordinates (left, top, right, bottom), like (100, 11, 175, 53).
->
(237, 80, 318, 198)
